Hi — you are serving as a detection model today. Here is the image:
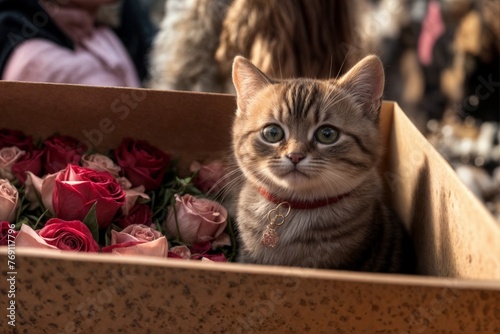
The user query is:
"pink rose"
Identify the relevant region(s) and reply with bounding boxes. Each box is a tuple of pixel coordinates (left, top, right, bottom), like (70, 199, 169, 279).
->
(116, 204, 152, 229)
(11, 149, 43, 185)
(81, 153, 121, 178)
(164, 194, 228, 244)
(168, 243, 227, 262)
(0, 129, 33, 151)
(114, 138, 171, 192)
(26, 165, 126, 228)
(190, 160, 227, 194)
(193, 253, 227, 262)
(168, 245, 191, 259)
(0, 179, 18, 222)
(15, 218, 99, 252)
(102, 224, 168, 257)
(0, 221, 17, 246)
(44, 134, 87, 174)
(0, 147, 25, 181)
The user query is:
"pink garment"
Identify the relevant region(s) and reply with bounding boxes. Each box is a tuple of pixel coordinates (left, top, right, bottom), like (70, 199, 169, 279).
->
(2, 26, 141, 87)
(418, 0, 445, 66)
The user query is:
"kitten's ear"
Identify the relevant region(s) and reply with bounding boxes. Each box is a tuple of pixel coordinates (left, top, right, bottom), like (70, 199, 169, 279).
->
(232, 56, 272, 115)
(337, 55, 385, 118)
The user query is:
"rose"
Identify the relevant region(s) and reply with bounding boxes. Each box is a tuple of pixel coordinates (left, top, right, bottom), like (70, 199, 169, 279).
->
(168, 242, 227, 262)
(0, 129, 33, 150)
(81, 156, 150, 215)
(192, 253, 227, 262)
(168, 245, 191, 259)
(116, 204, 152, 229)
(11, 149, 44, 185)
(81, 153, 121, 177)
(53, 165, 126, 228)
(114, 138, 171, 192)
(26, 165, 126, 228)
(0, 179, 18, 222)
(44, 134, 87, 174)
(0, 221, 17, 246)
(0, 147, 25, 181)
(15, 219, 99, 252)
(102, 224, 168, 257)
(190, 160, 227, 194)
(164, 194, 228, 244)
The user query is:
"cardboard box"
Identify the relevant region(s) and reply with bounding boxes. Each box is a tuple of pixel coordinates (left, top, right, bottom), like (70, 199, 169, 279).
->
(1, 81, 499, 333)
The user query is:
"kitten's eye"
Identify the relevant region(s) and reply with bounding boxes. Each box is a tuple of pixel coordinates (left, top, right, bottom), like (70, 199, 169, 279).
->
(261, 124, 285, 143)
(314, 126, 339, 144)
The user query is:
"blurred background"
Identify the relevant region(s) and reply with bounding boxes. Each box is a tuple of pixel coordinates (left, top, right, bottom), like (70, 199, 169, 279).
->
(1, 0, 499, 220)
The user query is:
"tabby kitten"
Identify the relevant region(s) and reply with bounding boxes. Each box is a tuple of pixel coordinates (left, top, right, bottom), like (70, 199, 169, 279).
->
(231, 55, 414, 273)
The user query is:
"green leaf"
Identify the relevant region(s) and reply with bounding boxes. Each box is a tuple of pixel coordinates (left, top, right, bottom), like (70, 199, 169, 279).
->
(33, 209, 50, 230)
(83, 202, 99, 243)
(15, 217, 30, 230)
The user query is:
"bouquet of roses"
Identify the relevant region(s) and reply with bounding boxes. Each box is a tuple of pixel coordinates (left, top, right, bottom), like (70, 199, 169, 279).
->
(0, 129, 235, 262)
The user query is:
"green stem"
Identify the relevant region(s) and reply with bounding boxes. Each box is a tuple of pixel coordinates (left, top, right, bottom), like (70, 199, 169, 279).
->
(171, 196, 184, 243)
(226, 217, 237, 261)
(33, 209, 50, 230)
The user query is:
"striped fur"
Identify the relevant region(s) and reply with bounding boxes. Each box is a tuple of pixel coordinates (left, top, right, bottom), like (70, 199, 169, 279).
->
(231, 55, 414, 273)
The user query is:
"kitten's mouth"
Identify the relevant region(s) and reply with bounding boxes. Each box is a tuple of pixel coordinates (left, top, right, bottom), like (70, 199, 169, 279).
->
(282, 169, 309, 179)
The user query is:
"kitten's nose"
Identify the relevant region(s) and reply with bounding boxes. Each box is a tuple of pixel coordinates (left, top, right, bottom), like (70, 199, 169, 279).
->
(287, 153, 305, 164)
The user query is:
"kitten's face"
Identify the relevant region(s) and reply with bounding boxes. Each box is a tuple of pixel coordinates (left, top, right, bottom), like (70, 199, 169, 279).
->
(232, 56, 384, 198)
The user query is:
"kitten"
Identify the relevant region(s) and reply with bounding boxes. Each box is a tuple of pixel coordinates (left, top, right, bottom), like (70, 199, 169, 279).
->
(231, 55, 414, 273)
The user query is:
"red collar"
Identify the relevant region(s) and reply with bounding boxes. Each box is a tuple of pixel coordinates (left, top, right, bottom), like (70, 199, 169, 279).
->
(258, 188, 350, 210)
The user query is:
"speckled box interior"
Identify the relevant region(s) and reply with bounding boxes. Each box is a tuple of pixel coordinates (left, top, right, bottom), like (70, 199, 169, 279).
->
(1, 81, 499, 333)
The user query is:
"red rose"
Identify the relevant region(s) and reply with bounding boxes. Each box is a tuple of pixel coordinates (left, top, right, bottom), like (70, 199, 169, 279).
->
(39, 218, 100, 251)
(0, 129, 33, 151)
(114, 138, 171, 192)
(0, 221, 17, 246)
(11, 149, 43, 185)
(52, 165, 126, 228)
(44, 135, 87, 174)
(116, 204, 152, 229)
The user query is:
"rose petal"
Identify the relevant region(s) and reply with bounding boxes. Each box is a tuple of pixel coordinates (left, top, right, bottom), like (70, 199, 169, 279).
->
(169, 245, 191, 259)
(103, 237, 168, 257)
(15, 224, 59, 250)
(211, 232, 231, 249)
(110, 229, 142, 244)
(122, 186, 150, 215)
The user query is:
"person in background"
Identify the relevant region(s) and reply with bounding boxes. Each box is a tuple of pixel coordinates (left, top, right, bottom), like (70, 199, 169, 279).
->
(0, 0, 155, 87)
